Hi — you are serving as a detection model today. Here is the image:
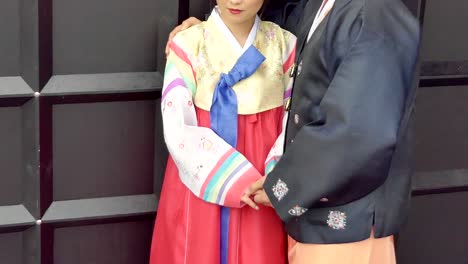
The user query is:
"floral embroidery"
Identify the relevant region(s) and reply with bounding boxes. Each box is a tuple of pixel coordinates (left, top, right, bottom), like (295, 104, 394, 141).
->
(203, 29, 210, 40)
(199, 137, 214, 150)
(288, 205, 308, 216)
(327, 211, 347, 230)
(272, 179, 289, 201)
(196, 53, 208, 69)
(266, 30, 275, 41)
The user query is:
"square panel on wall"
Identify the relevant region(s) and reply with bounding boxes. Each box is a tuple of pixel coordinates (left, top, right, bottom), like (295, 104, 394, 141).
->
(421, 0, 468, 61)
(53, 220, 153, 264)
(52, 0, 160, 75)
(0, 0, 20, 77)
(0, 0, 41, 91)
(413, 86, 468, 171)
(0, 232, 24, 263)
(397, 192, 468, 264)
(39, 92, 164, 225)
(419, 0, 468, 81)
(39, 93, 162, 264)
(0, 106, 24, 206)
(0, 97, 39, 220)
(52, 100, 156, 200)
(0, 227, 39, 264)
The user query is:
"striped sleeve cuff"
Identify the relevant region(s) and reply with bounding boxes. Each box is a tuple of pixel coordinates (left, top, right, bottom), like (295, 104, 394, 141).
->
(200, 149, 262, 207)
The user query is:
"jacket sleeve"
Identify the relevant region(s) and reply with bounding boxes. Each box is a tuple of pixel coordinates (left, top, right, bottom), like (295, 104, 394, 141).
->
(162, 38, 262, 208)
(264, 25, 420, 223)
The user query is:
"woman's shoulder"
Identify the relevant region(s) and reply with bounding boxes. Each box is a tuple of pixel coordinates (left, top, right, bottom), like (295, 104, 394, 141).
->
(258, 20, 296, 42)
(171, 22, 207, 51)
(257, 20, 296, 57)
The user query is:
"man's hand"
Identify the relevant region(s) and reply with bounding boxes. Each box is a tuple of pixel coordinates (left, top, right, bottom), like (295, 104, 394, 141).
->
(165, 17, 202, 56)
(245, 177, 266, 196)
(253, 190, 272, 207)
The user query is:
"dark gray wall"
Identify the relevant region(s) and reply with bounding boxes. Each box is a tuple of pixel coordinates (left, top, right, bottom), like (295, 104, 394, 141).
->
(395, 0, 468, 263)
(0, 0, 177, 262)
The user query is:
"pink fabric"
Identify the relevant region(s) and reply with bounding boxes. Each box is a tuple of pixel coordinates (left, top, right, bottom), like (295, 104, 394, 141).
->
(288, 233, 396, 264)
(150, 106, 287, 264)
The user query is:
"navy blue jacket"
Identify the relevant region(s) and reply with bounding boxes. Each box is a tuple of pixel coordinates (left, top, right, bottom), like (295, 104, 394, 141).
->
(263, 0, 421, 243)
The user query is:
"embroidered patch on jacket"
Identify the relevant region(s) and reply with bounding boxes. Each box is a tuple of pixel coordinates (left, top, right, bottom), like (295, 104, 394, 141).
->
(288, 205, 308, 216)
(327, 211, 347, 230)
(272, 179, 289, 201)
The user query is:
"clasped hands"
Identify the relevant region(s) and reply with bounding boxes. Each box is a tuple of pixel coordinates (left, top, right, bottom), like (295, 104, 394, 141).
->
(241, 177, 272, 210)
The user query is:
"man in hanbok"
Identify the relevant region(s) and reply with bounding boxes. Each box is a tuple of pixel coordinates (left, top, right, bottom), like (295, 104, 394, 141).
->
(249, 0, 421, 263)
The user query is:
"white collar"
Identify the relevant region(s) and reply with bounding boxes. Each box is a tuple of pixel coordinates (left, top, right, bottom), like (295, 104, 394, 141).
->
(211, 7, 260, 54)
(307, 0, 335, 42)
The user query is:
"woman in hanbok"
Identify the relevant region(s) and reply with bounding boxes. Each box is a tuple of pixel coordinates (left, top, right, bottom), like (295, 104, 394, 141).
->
(149, 0, 296, 263)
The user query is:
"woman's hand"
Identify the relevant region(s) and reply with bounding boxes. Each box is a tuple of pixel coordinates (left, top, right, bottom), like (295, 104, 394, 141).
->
(241, 193, 259, 210)
(241, 177, 269, 210)
(165, 17, 202, 56)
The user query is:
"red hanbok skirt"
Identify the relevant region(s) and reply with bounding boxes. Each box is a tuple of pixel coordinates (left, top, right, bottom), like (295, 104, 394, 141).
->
(150, 106, 286, 264)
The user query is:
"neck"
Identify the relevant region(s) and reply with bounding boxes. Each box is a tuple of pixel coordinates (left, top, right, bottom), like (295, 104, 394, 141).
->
(223, 17, 256, 47)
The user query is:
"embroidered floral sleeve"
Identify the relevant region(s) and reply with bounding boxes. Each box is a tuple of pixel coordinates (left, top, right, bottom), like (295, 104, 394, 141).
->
(264, 31, 297, 175)
(162, 36, 262, 208)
